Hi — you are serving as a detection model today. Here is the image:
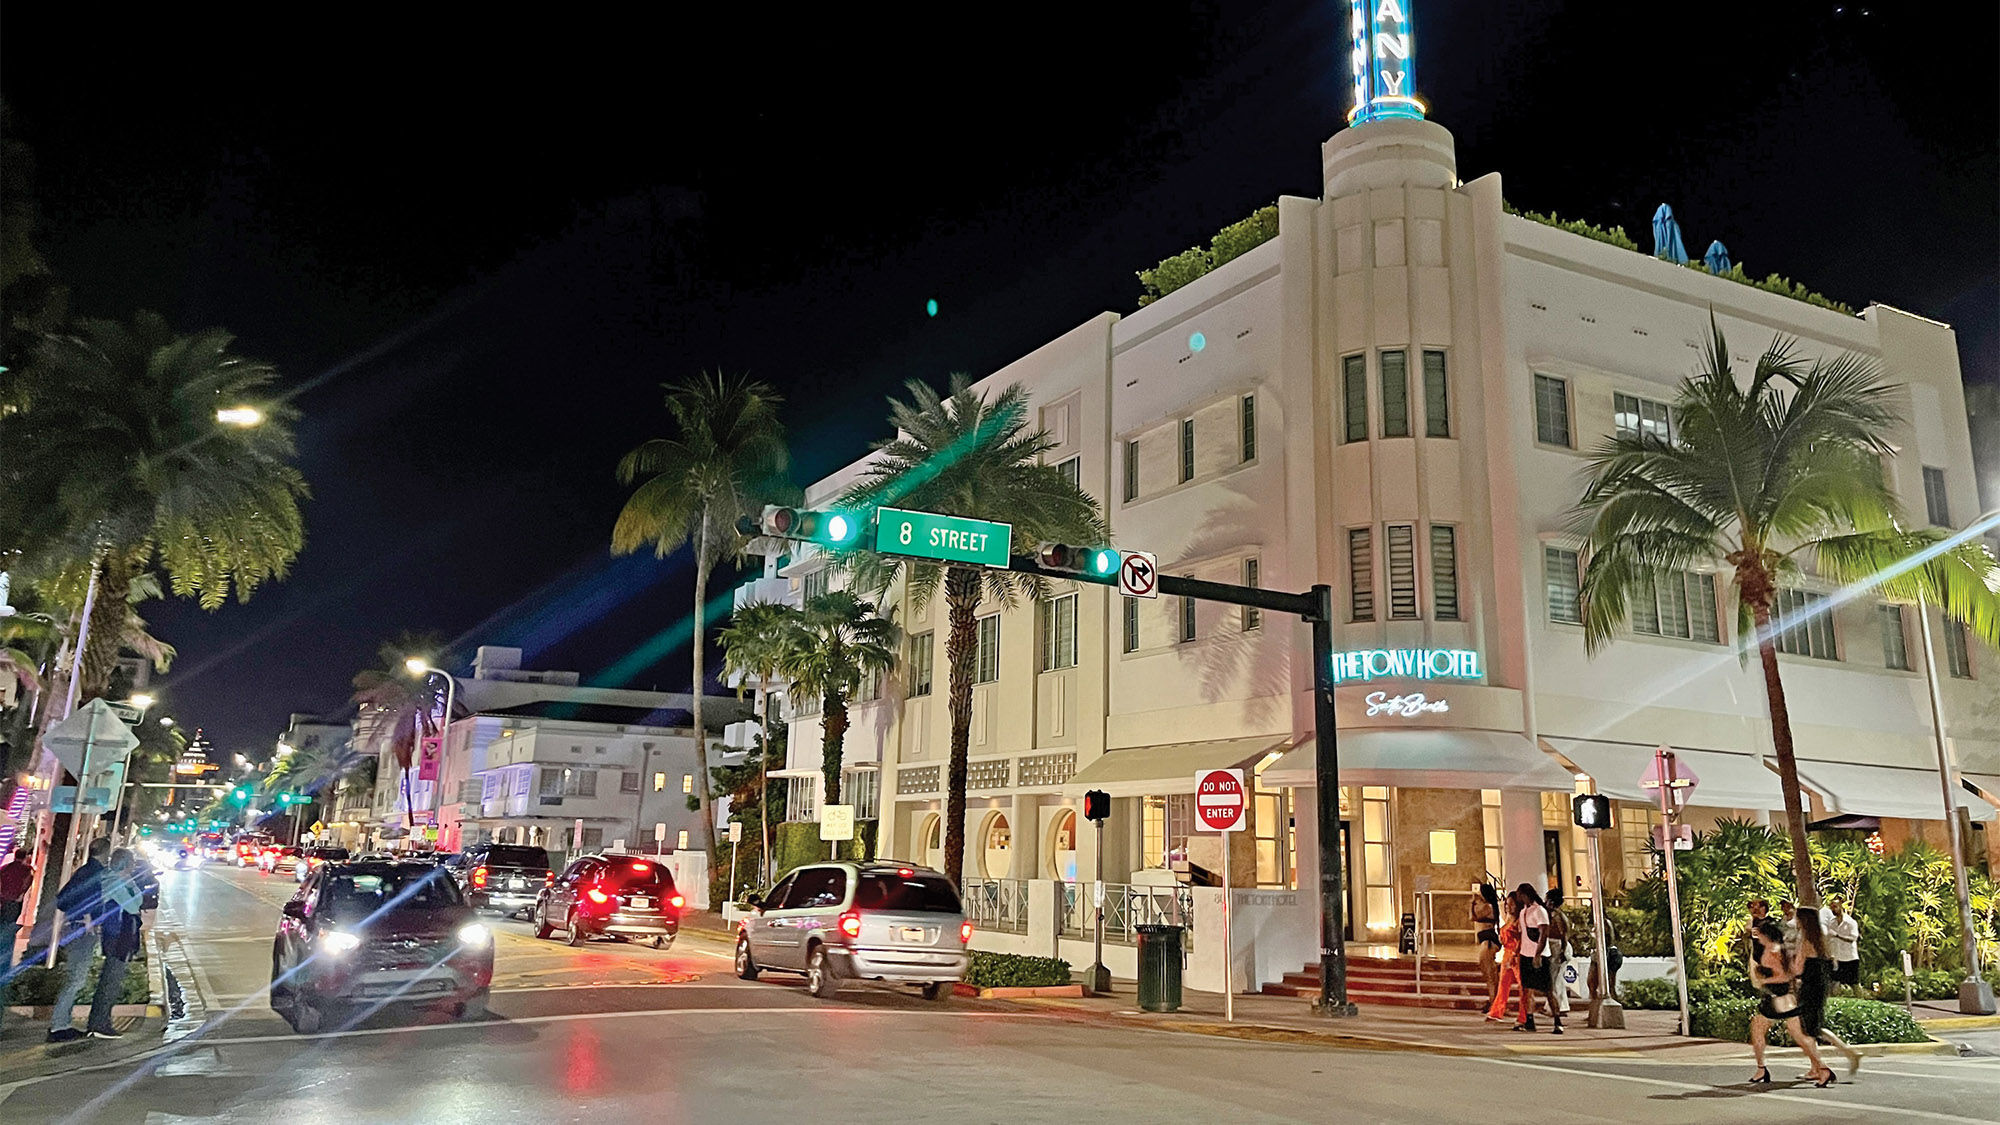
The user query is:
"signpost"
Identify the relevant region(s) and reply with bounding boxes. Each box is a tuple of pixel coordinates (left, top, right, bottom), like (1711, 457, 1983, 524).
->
(1117, 551, 1158, 599)
(41, 699, 141, 967)
(873, 508, 1012, 569)
(728, 819, 744, 899)
(1196, 768, 1248, 1022)
(820, 803, 855, 860)
(1640, 748, 1698, 1035)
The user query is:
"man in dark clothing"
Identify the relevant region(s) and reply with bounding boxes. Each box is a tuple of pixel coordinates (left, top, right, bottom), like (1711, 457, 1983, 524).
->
(47, 838, 111, 1044)
(1, 846, 35, 1031)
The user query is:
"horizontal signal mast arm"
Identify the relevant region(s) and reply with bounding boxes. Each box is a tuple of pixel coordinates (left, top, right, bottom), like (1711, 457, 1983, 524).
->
(1005, 556, 1321, 620)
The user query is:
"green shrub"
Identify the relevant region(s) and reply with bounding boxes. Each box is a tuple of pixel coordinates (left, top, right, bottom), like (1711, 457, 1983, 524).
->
(1874, 967, 1966, 1001)
(6, 955, 149, 1006)
(1136, 204, 1281, 305)
(1690, 997, 1929, 1045)
(1619, 977, 1679, 1009)
(1514, 209, 1639, 252)
(964, 951, 1072, 989)
(1605, 904, 1670, 957)
(1688, 967, 1753, 1005)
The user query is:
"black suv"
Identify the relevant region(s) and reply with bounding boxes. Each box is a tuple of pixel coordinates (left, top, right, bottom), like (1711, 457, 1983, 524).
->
(271, 860, 493, 1033)
(450, 844, 552, 918)
(534, 853, 682, 948)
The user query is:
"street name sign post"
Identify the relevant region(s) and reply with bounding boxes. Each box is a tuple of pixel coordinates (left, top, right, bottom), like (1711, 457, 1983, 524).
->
(873, 507, 1012, 568)
(1196, 768, 1248, 1022)
(1640, 748, 1698, 1035)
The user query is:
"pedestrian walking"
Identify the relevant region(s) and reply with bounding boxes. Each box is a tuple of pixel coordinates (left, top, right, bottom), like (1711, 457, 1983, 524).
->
(1542, 889, 1572, 1024)
(86, 849, 145, 1040)
(1795, 908, 1861, 1081)
(47, 837, 111, 1044)
(1777, 900, 1801, 956)
(1747, 918, 1833, 1087)
(1513, 883, 1560, 1034)
(1471, 883, 1501, 1009)
(1819, 897, 1860, 995)
(1, 845, 34, 1031)
(1484, 892, 1521, 1024)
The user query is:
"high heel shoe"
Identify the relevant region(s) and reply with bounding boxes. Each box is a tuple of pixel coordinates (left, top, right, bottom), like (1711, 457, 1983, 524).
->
(1813, 1070, 1836, 1088)
(1749, 1067, 1771, 1084)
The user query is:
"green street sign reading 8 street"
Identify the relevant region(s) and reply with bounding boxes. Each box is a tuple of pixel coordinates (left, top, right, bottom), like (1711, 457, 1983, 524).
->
(875, 507, 1013, 568)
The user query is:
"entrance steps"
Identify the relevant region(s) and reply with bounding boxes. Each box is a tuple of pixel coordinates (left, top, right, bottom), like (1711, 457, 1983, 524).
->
(1261, 956, 1492, 1011)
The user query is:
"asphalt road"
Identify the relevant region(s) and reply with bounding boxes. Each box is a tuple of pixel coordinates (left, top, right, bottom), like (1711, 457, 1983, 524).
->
(4, 864, 1997, 1124)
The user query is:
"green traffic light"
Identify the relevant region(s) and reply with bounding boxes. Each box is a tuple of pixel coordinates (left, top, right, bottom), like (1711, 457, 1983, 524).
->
(1089, 549, 1119, 576)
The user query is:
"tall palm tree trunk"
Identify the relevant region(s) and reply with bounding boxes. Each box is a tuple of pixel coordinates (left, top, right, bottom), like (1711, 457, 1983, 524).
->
(690, 510, 719, 860)
(821, 692, 847, 809)
(78, 550, 132, 703)
(757, 684, 773, 883)
(1749, 593, 1819, 909)
(941, 566, 980, 887)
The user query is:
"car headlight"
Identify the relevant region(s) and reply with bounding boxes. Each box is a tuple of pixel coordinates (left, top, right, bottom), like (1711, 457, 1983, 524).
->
(457, 922, 492, 948)
(322, 931, 362, 955)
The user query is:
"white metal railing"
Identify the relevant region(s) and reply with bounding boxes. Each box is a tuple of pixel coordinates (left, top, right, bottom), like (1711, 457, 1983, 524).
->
(962, 878, 1029, 934)
(1060, 881, 1194, 950)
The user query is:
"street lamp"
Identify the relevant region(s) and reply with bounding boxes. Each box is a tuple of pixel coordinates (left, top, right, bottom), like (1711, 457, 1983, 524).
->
(158, 717, 174, 729)
(405, 659, 460, 840)
(215, 406, 264, 426)
(1913, 507, 2000, 1015)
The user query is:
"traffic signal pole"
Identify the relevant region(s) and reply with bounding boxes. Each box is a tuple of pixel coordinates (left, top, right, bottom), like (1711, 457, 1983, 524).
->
(1006, 557, 1354, 1016)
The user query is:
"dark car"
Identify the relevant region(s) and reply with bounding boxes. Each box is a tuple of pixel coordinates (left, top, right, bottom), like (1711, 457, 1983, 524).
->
(534, 854, 682, 948)
(451, 844, 552, 919)
(270, 860, 494, 1033)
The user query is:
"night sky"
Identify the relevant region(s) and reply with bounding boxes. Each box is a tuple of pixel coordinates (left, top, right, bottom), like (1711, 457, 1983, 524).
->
(3, 2, 1993, 758)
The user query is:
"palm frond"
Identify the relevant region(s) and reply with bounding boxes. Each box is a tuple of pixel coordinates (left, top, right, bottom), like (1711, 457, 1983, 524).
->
(1814, 529, 2000, 648)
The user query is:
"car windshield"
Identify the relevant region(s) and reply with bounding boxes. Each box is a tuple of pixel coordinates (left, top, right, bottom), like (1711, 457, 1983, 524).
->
(483, 846, 549, 869)
(601, 859, 673, 891)
(322, 867, 464, 917)
(310, 848, 350, 860)
(854, 873, 961, 913)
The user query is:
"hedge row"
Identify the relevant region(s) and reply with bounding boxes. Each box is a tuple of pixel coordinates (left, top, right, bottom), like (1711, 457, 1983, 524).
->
(964, 951, 1072, 989)
(1689, 997, 1929, 1045)
(5, 955, 150, 1007)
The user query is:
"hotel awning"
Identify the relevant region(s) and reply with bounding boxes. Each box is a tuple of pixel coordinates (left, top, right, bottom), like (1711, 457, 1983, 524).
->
(1061, 736, 1293, 798)
(1964, 774, 2000, 812)
(1263, 730, 1573, 790)
(1789, 760, 1995, 823)
(1546, 740, 1784, 810)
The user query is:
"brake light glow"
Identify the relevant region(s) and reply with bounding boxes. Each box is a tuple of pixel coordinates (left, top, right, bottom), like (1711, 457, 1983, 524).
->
(471, 865, 489, 889)
(839, 911, 862, 939)
(668, 894, 685, 909)
(897, 868, 914, 877)
(585, 887, 610, 905)
(960, 920, 974, 943)
(630, 861, 650, 872)
(544, 871, 554, 886)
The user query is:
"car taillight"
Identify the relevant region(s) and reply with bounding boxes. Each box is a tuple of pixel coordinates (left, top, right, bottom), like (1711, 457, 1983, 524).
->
(544, 871, 554, 886)
(471, 866, 488, 889)
(839, 911, 862, 939)
(630, 861, 650, 872)
(668, 894, 685, 909)
(585, 887, 610, 905)
(960, 920, 974, 944)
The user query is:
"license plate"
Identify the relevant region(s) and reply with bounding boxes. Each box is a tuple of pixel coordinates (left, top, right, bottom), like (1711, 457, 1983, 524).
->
(897, 926, 927, 943)
(630, 897, 652, 909)
(508, 878, 525, 890)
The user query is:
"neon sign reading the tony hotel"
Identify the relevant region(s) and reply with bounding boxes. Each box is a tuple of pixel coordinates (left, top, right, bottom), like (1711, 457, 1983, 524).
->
(1330, 648, 1481, 684)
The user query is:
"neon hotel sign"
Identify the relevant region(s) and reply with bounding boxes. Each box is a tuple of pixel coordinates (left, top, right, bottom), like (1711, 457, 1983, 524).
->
(1349, 0, 1424, 125)
(1330, 647, 1481, 684)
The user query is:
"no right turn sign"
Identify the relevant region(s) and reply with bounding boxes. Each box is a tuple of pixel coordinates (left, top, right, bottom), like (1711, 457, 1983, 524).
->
(1119, 550, 1159, 599)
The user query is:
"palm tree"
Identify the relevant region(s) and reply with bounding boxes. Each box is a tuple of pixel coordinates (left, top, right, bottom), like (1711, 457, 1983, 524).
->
(719, 599, 798, 879)
(772, 591, 899, 815)
(1575, 323, 2000, 907)
(613, 372, 787, 859)
(350, 633, 449, 832)
(845, 377, 1104, 884)
(0, 311, 307, 702)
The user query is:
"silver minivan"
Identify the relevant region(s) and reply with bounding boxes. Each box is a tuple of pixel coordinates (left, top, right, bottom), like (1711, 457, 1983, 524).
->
(735, 861, 971, 1000)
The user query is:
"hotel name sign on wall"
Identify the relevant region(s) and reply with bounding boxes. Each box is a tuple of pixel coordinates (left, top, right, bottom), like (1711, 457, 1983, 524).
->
(1331, 647, 1481, 721)
(1349, 0, 1425, 124)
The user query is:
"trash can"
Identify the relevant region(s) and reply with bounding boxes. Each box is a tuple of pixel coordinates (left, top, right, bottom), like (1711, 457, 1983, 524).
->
(1135, 924, 1184, 1013)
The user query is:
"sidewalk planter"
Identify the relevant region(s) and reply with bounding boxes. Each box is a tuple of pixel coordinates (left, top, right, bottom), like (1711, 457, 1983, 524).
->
(953, 983, 1087, 999)
(963, 951, 1073, 990)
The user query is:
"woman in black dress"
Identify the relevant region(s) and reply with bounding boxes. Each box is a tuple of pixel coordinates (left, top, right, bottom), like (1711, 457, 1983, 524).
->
(1747, 918, 1831, 1087)
(1472, 884, 1501, 1010)
(1795, 909, 1860, 1081)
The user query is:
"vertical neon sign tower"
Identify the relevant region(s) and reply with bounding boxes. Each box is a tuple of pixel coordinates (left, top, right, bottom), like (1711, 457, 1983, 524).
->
(1348, 0, 1424, 124)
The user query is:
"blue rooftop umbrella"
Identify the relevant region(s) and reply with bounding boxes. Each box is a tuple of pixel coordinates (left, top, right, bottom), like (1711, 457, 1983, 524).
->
(1652, 204, 1689, 264)
(1703, 240, 1731, 274)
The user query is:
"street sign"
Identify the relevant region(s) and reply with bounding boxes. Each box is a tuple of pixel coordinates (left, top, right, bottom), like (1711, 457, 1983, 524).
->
(1118, 551, 1159, 599)
(106, 702, 141, 724)
(52, 786, 113, 814)
(655, 822, 668, 843)
(43, 699, 140, 778)
(874, 507, 1012, 568)
(1639, 748, 1699, 809)
(728, 820, 744, 843)
(1193, 768, 1247, 833)
(819, 804, 855, 842)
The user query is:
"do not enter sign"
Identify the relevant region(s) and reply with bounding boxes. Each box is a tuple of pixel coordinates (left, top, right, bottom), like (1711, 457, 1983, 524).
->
(1194, 768, 1246, 833)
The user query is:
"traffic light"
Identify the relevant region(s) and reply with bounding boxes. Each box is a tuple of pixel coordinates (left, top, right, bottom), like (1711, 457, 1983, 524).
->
(1572, 793, 1611, 830)
(1083, 789, 1111, 822)
(743, 505, 867, 549)
(1035, 542, 1121, 582)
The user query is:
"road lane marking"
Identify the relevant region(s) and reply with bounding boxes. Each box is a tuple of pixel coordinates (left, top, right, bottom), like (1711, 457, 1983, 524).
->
(175, 1005, 1054, 1046)
(1473, 1054, 1994, 1124)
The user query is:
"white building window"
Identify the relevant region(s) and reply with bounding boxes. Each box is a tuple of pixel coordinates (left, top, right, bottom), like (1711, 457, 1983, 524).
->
(1544, 546, 1582, 625)
(1123, 440, 1139, 502)
(1122, 597, 1140, 654)
(803, 568, 830, 603)
(1342, 355, 1368, 443)
(1614, 392, 1675, 444)
(1056, 455, 1080, 489)
(1379, 350, 1410, 438)
(1242, 557, 1262, 631)
(845, 769, 881, 820)
(1179, 418, 1195, 483)
(1774, 587, 1838, 660)
(1879, 604, 1910, 671)
(1534, 373, 1571, 447)
(621, 771, 641, 794)
(562, 769, 597, 798)
(1923, 466, 1950, 526)
(676, 830, 689, 850)
(681, 774, 694, 795)
(1944, 619, 1974, 679)
(1385, 524, 1418, 619)
(1239, 394, 1256, 462)
(1429, 526, 1459, 621)
(786, 775, 819, 823)
(1348, 528, 1375, 622)
(974, 615, 1000, 683)
(539, 768, 564, 798)
(1632, 570, 1720, 644)
(652, 771, 667, 792)
(1422, 350, 1449, 438)
(908, 632, 934, 696)
(1039, 594, 1078, 671)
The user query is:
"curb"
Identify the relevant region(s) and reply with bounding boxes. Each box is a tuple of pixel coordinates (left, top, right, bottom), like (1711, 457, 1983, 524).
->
(953, 984, 1085, 999)
(1919, 1014, 2000, 1032)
